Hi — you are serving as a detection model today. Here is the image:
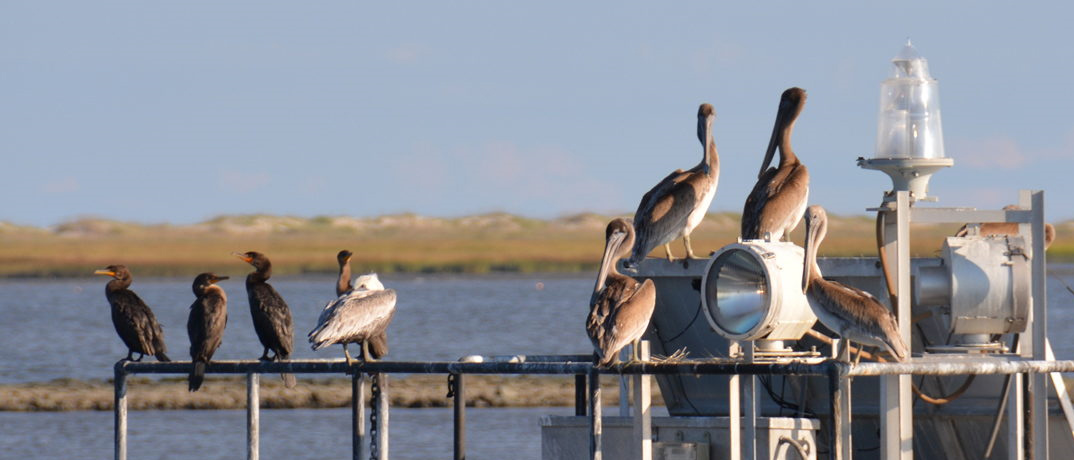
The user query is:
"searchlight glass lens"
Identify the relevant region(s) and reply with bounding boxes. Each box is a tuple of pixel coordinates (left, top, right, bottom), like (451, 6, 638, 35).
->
(705, 249, 769, 335)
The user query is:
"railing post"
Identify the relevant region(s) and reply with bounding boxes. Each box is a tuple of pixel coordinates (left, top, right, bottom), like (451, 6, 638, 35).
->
(114, 362, 127, 460)
(453, 373, 466, 460)
(353, 373, 366, 460)
(247, 372, 260, 460)
(575, 374, 587, 416)
(633, 341, 651, 460)
(829, 363, 843, 460)
(589, 366, 602, 460)
(375, 374, 390, 460)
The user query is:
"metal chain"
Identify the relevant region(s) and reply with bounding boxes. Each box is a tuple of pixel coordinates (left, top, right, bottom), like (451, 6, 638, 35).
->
(369, 373, 380, 460)
(446, 373, 457, 398)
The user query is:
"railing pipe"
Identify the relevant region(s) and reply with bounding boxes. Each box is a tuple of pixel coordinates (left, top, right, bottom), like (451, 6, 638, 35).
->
(352, 373, 365, 460)
(454, 374, 466, 460)
(247, 373, 259, 460)
(114, 362, 127, 460)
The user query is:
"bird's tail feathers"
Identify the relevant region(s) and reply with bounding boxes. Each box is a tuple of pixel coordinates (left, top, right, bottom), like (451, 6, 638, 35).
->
(156, 351, 171, 362)
(189, 360, 206, 392)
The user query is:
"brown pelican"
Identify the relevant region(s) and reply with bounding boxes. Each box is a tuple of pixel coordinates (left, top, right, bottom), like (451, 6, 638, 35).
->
(587, 218, 657, 366)
(309, 273, 397, 365)
(803, 205, 908, 362)
(94, 265, 171, 362)
(742, 87, 810, 241)
(334, 250, 388, 359)
(187, 273, 229, 392)
(625, 103, 719, 268)
(235, 251, 297, 388)
(955, 205, 1056, 249)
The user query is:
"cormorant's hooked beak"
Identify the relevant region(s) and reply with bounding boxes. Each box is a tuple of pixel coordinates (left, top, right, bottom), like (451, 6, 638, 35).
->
(93, 269, 116, 278)
(213, 275, 230, 283)
(232, 252, 253, 264)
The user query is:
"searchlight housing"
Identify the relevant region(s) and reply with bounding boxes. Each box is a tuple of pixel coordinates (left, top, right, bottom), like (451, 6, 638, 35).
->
(700, 240, 816, 341)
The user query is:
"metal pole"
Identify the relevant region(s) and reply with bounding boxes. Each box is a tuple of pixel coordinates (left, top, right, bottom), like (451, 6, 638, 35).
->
(247, 372, 260, 460)
(1029, 190, 1049, 459)
(829, 364, 843, 460)
(589, 367, 602, 460)
(728, 342, 741, 460)
(633, 341, 651, 460)
(353, 373, 366, 460)
(454, 374, 466, 460)
(375, 374, 390, 460)
(619, 348, 630, 417)
(114, 363, 127, 460)
(881, 192, 912, 460)
(575, 374, 587, 416)
(744, 342, 757, 460)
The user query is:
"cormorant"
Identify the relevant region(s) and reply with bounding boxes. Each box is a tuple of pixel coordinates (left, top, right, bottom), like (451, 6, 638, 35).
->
(187, 272, 229, 392)
(234, 251, 296, 388)
(93, 265, 171, 362)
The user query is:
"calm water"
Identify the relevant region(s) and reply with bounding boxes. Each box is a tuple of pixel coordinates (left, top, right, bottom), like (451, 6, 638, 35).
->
(0, 273, 595, 384)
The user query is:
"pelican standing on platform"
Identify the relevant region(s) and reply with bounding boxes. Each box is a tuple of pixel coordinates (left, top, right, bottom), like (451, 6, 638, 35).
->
(187, 272, 229, 392)
(587, 218, 657, 367)
(94, 265, 171, 362)
(803, 205, 908, 362)
(742, 87, 810, 241)
(625, 103, 719, 268)
(333, 250, 389, 359)
(235, 251, 297, 388)
(309, 273, 397, 365)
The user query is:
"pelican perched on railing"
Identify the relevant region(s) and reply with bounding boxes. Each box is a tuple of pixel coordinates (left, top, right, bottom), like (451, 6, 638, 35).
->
(742, 87, 810, 241)
(625, 103, 719, 268)
(587, 218, 657, 367)
(334, 250, 389, 359)
(309, 273, 397, 365)
(803, 205, 908, 362)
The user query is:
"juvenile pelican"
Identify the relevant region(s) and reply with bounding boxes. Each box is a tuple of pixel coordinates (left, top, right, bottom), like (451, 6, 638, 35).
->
(626, 103, 719, 268)
(334, 250, 388, 359)
(803, 205, 908, 362)
(954, 205, 1056, 249)
(309, 273, 397, 365)
(235, 251, 297, 388)
(587, 218, 657, 367)
(94, 265, 171, 362)
(187, 273, 229, 392)
(742, 88, 810, 241)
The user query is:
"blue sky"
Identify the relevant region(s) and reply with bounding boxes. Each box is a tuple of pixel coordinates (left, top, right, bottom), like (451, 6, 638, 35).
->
(3, 2, 1073, 227)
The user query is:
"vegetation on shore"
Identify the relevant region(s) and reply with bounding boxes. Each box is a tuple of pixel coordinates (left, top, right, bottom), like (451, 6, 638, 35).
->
(0, 212, 1070, 278)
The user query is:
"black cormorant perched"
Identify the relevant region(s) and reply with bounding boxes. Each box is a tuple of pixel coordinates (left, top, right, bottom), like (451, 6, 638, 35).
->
(93, 265, 171, 362)
(234, 251, 297, 388)
(187, 272, 229, 392)
(333, 250, 389, 359)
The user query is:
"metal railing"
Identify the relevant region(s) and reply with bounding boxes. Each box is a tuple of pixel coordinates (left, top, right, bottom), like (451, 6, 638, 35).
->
(113, 356, 1074, 460)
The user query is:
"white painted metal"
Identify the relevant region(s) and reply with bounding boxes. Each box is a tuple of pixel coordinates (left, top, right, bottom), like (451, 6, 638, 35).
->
(881, 191, 913, 460)
(633, 341, 652, 460)
(1029, 190, 1049, 458)
(701, 241, 815, 341)
(728, 341, 741, 460)
(247, 373, 259, 460)
(744, 343, 757, 460)
(1009, 372, 1025, 460)
(1045, 339, 1074, 443)
(939, 235, 1030, 334)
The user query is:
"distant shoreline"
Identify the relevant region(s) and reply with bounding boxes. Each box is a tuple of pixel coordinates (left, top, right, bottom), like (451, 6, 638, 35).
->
(1, 375, 656, 412)
(0, 212, 1068, 278)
